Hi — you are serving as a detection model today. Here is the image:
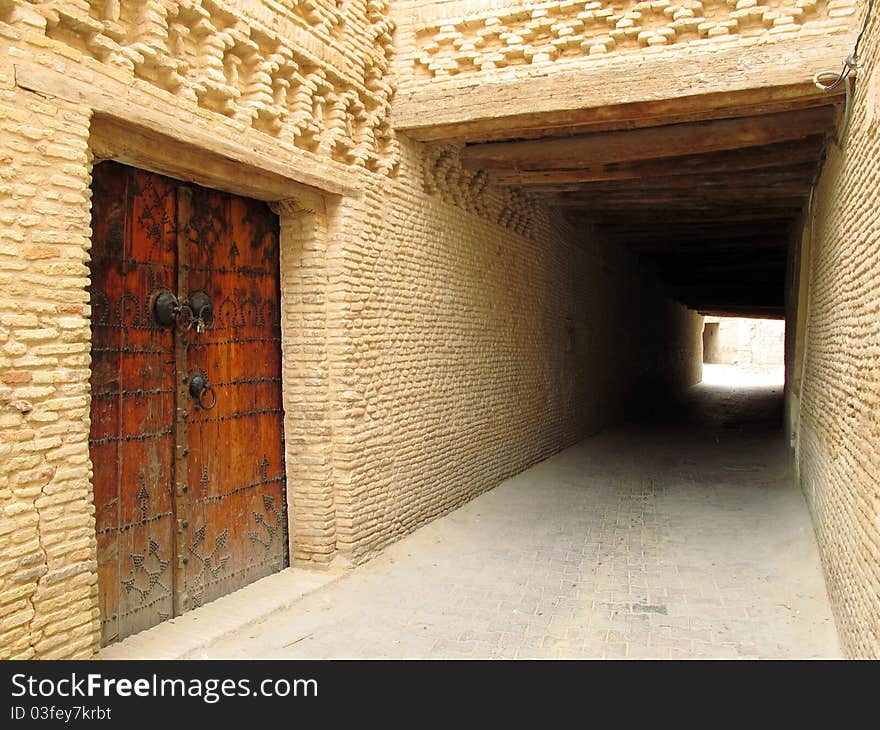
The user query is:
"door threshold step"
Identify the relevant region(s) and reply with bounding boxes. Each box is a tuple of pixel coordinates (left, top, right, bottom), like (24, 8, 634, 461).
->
(98, 566, 347, 660)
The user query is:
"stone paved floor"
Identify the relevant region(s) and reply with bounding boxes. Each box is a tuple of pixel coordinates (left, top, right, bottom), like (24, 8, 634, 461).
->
(191, 365, 839, 659)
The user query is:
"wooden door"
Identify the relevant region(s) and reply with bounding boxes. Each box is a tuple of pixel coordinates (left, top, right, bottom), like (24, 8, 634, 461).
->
(89, 162, 288, 646)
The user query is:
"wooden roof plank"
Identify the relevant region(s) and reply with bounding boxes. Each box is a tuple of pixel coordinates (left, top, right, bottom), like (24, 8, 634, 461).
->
(394, 34, 853, 143)
(461, 107, 837, 171)
(488, 137, 827, 185)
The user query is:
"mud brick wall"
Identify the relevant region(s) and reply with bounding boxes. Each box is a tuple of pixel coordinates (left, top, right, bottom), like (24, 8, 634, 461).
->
(0, 0, 701, 657)
(326, 141, 702, 562)
(0, 0, 399, 661)
(392, 0, 857, 94)
(789, 9, 880, 659)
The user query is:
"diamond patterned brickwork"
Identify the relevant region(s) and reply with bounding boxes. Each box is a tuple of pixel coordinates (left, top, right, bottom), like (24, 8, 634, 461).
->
(1, 0, 398, 173)
(422, 145, 536, 236)
(393, 0, 857, 92)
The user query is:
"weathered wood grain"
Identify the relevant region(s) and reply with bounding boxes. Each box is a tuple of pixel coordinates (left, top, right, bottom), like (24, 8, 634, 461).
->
(461, 107, 837, 170)
(394, 34, 853, 143)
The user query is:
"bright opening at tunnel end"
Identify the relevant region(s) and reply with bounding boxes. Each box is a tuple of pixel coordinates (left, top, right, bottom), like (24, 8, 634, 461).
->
(701, 316, 785, 388)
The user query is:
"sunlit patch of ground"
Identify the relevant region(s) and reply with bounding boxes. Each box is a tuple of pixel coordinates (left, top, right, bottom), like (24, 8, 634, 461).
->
(701, 363, 785, 388)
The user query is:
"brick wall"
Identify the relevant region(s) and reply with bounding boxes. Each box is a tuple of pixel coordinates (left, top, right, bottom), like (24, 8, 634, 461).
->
(392, 0, 857, 95)
(0, 70, 97, 658)
(0, 0, 398, 660)
(788, 9, 880, 658)
(0, 0, 701, 657)
(326, 141, 702, 561)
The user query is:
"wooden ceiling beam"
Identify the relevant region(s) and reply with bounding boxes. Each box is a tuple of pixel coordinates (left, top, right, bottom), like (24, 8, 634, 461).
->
(684, 300, 785, 311)
(548, 199, 807, 213)
(460, 107, 836, 171)
(654, 266, 787, 281)
(658, 278, 785, 290)
(543, 190, 812, 207)
(614, 230, 791, 245)
(641, 251, 789, 264)
(394, 34, 852, 143)
(659, 260, 786, 273)
(595, 221, 794, 240)
(488, 137, 826, 185)
(403, 96, 837, 146)
(522, 166, 817, 195)
(626, 241, 789, 255)
(579, 210, 801, 224)
(697, 306, 785, 319)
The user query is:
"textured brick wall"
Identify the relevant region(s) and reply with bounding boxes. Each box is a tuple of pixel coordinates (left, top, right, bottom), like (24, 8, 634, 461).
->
(0, 0, 398, 172)
(392, 0, 857, 94)
(0, 0, 398, 660)
(0, 1, 702, 657)
(326, 140, 703, 561)
(0, 77, 96, 658)
(789, 10, 880, 658)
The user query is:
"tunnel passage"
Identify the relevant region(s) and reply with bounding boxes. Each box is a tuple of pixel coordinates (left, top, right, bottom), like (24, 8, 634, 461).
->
(457, 105, 840, 321)
(153, 364, 836, 661)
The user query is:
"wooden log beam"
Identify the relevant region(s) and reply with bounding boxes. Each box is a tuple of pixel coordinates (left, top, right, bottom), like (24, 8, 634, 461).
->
(520, 165, 817, 195)
(548, 198, 807, 212)
(685, 292, 783, 301)
(595, 220, 794, 238)
(401, 96, 837, 146)
(609, 230, 791, 245)
(460, 107, 836, 171)
(656, 255, 789, 264)
(625, 239, 789, 254)
(672, 294, 784, 310)
(543, 188, 813, 207)
(697, 306, 785, 319)
(578, 210, 801, 224)
(491, 137, 826, 185)
(394, 33, 854, 144)
(685, 301, 784, 312)
(675, 280, 783, 291)
(651, 263, 787, 279)
(630, 247, 788, 259)
(681, 299, 784, 310)
(632, 245, 788, 258)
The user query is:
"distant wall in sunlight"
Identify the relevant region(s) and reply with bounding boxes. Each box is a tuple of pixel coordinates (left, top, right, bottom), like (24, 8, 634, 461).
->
(702, 318, 785, 366)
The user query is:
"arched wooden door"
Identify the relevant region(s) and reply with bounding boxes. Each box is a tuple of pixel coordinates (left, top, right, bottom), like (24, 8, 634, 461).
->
(89, 162, 288, 646)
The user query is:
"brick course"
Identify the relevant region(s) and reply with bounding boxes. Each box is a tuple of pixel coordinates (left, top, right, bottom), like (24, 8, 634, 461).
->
(2, 0, 701, 657)
(327, 140, 702, 562)
(788, 7, 880, 659)
(392, 0, 857, 94)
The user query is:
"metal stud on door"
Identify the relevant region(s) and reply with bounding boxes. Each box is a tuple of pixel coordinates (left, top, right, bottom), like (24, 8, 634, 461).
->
(182, 183, 288, 610)
(89, 165, 177, 646)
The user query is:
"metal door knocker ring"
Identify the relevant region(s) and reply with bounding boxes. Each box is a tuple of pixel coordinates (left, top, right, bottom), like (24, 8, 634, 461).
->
(187, 290, 214, 334)
(197, 384, 216, 410)
(188, 373, 217, 410)
(152, 289, 194, 332)
(175, 302, 194, 332)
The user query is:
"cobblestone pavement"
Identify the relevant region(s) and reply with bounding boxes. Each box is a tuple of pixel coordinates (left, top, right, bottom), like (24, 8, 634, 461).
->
(195, 367, 840, 659)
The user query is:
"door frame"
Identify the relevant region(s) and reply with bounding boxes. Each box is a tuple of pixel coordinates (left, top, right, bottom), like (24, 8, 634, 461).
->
(82, 114, 345, 627)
